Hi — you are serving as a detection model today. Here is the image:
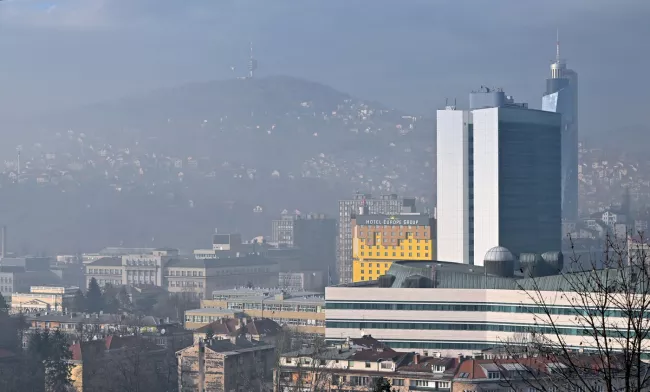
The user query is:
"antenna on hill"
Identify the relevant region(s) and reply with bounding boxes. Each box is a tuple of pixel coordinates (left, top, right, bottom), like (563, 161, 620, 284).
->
(248, 42, 258, 79)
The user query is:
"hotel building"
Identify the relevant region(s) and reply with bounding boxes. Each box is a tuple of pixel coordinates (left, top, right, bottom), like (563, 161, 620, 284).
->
(352, 212, 434, 282)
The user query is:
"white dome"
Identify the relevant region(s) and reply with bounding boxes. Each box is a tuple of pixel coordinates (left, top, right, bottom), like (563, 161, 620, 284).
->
(484, 246, 514, 263)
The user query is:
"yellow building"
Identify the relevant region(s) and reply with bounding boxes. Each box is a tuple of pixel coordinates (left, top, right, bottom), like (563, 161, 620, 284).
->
(352, 213, 435, 282)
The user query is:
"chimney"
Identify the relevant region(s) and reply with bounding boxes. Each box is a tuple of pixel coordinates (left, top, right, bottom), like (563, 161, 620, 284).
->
(414, 353, 420, 365)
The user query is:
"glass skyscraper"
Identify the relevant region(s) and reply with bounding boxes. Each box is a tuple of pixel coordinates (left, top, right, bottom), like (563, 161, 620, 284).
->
(542, 37, 579, 221)
(437, 89, 562, 265)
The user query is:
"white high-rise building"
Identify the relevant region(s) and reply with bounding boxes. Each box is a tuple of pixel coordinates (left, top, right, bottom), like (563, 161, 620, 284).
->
(436, 89, 562, 265)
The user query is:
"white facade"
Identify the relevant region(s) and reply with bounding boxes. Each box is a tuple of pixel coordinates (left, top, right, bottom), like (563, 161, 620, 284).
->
(325, 286, 637, 357)
(471, 108, 500, 266)
(436, 104, 561, 265)
(436, 109, 472, 263)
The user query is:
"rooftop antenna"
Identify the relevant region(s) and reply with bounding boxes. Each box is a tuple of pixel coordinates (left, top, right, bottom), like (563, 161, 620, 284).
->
(248, 41, 258, 78)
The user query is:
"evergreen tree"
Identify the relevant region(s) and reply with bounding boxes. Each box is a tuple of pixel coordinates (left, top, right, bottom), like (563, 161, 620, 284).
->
(86, 278, 104, 313)
(205, 327, 215, 341)
(72, 289, 86, 313)
(117, 286, 133, 313)
(44, 330, 72, 392)
(102, 283, 119, 313)
(28, 330, 73, 392)
(373, 377, 394, 392)
(0, 292, 8, 314)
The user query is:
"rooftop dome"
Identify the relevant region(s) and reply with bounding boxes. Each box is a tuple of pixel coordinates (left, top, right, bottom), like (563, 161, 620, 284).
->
(484, 246, 515, 263)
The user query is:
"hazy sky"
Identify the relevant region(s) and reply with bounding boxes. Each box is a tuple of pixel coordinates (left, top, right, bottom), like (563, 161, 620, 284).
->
(0, 0, 649, 136)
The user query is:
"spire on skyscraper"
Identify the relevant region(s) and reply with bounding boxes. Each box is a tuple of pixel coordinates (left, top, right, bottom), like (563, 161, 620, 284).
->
(556, 28, 560, 64)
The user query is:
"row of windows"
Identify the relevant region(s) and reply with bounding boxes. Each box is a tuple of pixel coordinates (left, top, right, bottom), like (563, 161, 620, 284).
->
(88, 268, 121, 275)
(0, 277, 12, 284)
(169, 281, 203, 288)
(360, 251, 429, 258)
(326, 301, 629, 318)
(0, 285, 12, 293)
(95, 279, 120, 286)
(327, 338, 496, 351)
(326, 320, 591, 336)
(124, 259, 157, 266)
(361, 244, 429, 250)
(167, 270, 203, 277)
(359, 270, 383, 276)
(359, 262, 389, 268)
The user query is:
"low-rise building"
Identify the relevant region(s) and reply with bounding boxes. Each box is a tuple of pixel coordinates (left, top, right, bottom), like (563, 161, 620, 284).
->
(69, 336, 171, 392)
(192, 317, 283, 344)
(201, 288, 325, 335)
(10, 285, 78, 314)
(275, 335, 456, 392)
(176, 336, 275, 392)
(184, 308, 244, 329)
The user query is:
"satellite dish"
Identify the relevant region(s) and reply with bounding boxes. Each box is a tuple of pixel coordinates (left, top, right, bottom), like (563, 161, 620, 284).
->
(160, 328, 166, 335)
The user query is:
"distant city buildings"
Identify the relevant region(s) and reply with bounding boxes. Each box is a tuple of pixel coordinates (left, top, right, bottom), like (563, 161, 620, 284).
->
(338, 194, 416, 284)
(542, 33, 579, 222)
(436, 88, 562, 265)
(351, 212, 435, 282)
(278, 271, 325, 292)
(271, 211, 337, 276)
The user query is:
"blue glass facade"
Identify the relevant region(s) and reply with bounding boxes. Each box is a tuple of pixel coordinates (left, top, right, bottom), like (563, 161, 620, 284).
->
(543, 70, 578, 221)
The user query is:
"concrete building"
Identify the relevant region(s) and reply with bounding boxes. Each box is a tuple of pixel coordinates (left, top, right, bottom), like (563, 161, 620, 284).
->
(352, 212, 434, 282)
(176, 337, 275, 392)
(271, 211, 298, 246)
(199, 288, 325, 335)
(84, 248, 179, 288)
(542, 34, 579, 222)
(275, 335, 456, 392)
(338, 194, 416, 284)
(278, 271, 325, 291)
(0, 272, 13, 299)
(437, 89, 562, 265)
(323, 251, 641, 357)
(184, 308, 244, 329)
(165, 255, 279, 300)
(10, 285, 78, 314)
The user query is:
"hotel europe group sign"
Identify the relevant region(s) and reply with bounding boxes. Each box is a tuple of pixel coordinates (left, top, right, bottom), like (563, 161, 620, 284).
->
(356, 214, 430, 227)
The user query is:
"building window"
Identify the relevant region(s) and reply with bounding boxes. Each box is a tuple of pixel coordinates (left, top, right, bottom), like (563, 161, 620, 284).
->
(417, 253, 420, 257)
(365, 362, 371, 368)
(488, 371, 500, 379)
(409, 253, 412, 257)
(384, 252, 388, 256)
(392, 252, 396, 256)
(425, 253, 429, 257)
(392, 379, 405, 386)
(361, 252, 364, 256)
(361, 270, 364, 274)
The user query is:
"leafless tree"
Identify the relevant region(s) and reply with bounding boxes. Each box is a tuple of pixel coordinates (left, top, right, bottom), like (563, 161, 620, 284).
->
(500, 231, 650, 392)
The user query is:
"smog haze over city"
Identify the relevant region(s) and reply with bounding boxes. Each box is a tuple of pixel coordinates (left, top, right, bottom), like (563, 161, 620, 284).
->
(0, 0, 648, 254)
